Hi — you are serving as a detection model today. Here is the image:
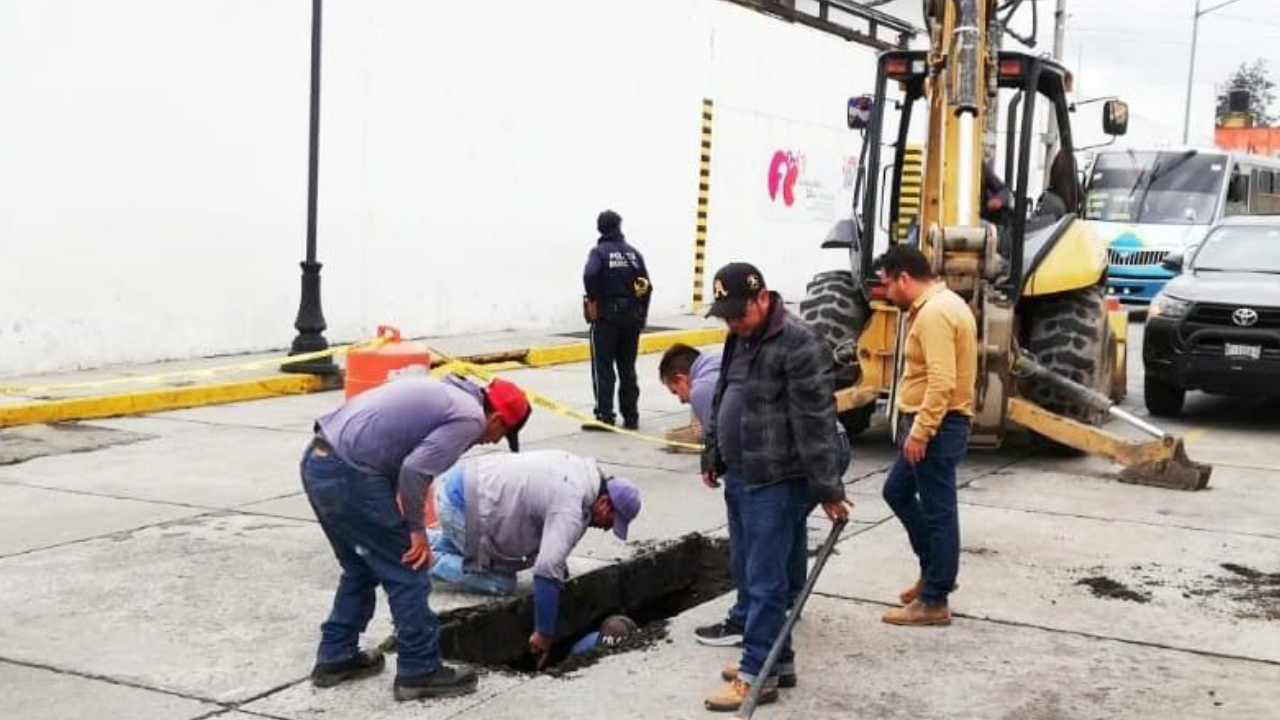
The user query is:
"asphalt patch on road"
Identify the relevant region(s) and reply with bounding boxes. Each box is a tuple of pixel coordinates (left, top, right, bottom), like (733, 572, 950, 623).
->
(1074, 563, 1280, 620)
(1217, 563, 1280, 621)
(0, 422, 154, 466)
(432, 533, 731, 676)
(1076, 576, 1152, 603)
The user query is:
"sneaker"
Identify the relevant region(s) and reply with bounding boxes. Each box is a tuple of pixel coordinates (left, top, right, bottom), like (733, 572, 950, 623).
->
(721, 664, 797, 688)
(881, 599, 952, 626)
(694, 620, 743, 647)
(581, 420, 615, 432)
(393, 665, 479, 701)
(704, 678, 777, 712)
(310, 649, 385, 688)
(622, 417, 640, 431)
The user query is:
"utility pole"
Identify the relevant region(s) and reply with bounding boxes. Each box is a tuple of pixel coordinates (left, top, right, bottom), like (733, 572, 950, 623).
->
(1043, 0, 1067, 171)
(1181, 0, 1250, 144)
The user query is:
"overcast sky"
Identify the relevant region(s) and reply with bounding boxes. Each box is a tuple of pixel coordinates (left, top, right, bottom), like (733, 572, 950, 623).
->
(874, 0, 1280, 148)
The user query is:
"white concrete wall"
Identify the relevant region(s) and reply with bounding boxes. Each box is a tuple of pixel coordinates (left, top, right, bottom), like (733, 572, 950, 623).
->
(0, 0, 881, 376)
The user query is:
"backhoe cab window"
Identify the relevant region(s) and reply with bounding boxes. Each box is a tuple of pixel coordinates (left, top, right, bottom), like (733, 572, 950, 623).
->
(1084, 151, 1225, 225)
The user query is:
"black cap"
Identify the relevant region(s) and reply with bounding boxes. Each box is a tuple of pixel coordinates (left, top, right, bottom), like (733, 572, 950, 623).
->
(705, 262, 767, 318)
(597, 210, 622, 234)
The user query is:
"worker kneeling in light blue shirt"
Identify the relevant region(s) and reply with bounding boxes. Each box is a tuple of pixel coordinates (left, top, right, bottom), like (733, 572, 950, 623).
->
(428, 449, 642, 660)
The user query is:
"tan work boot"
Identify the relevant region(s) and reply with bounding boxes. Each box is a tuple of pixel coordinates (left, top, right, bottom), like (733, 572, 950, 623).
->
(899, 579, 958, 605)
(882, 599, 952, 626)
(704, 679, 777, 712)
(721, 664, 797, 688)
(899, 578, 926, 604)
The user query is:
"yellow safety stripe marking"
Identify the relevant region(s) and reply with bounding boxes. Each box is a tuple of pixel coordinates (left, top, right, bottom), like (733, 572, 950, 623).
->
(0, 337, 387, 397)
(0, 375, 322, 428)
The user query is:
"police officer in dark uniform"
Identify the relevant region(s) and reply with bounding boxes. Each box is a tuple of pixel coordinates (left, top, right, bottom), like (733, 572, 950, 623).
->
(582, 210, 652, 431)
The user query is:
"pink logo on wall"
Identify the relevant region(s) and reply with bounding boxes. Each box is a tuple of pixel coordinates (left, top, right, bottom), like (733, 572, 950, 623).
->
(767, 151, 801, 207)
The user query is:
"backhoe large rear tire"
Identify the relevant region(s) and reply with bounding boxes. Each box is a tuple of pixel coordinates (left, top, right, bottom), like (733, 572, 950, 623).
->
(1021, 285, 1114, 426)
(800, 270, 872, 436)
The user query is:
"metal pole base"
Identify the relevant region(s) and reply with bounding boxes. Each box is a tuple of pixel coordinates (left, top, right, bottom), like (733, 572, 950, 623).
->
(285, 261, 340, 376)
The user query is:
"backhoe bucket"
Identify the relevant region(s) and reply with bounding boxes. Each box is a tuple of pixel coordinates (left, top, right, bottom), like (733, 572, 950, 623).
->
(1117, 436, 1212, 491)
(1005, 398, 1213, 491)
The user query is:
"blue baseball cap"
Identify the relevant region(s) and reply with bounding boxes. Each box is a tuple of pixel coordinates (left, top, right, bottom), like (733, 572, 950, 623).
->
(605, 477, 641, 540)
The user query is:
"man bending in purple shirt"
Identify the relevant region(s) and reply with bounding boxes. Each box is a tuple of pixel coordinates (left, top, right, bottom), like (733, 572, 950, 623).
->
(301, 374, 530, 701)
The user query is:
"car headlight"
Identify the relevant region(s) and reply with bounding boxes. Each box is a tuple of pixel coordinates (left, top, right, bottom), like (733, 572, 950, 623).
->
(1149, 294, 1191, 320)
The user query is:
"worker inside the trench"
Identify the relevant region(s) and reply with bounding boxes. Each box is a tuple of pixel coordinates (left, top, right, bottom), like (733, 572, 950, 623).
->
(427, 449, 642, 663)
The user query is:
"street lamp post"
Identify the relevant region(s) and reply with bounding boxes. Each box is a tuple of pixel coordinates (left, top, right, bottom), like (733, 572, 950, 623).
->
(285, 0, 338, 376)
(1181, 0, 1250, 145)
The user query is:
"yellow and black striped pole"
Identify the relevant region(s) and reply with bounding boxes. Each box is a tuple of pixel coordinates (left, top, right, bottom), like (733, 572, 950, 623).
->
(692, 99, 713, 312)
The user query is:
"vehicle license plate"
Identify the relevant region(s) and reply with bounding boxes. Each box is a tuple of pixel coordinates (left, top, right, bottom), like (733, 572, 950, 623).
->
(1224, 343, 1261, 360)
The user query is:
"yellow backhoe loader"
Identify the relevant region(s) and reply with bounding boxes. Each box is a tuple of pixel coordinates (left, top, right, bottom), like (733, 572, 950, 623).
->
(800, 0, 1210, 490)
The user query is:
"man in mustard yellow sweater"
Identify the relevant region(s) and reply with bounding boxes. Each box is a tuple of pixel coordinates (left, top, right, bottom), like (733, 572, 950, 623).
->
(874, 245, 977, 627)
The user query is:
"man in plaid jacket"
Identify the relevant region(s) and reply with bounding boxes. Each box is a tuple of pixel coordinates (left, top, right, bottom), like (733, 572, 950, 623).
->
(699, 262, 852, 713)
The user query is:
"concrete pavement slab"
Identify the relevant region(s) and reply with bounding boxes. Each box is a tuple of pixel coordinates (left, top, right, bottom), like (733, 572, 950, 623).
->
(0, 512, 392, 702)
(0, 422, 155, 466)
(962, 464, 1280, 538)
(0, 660, 218, 720)
(242, 667, 530, 719)
(0, 424, 312, 509)
(426, 591, 1279, 720)
(816, 504, 1280, 663)
(0, 483, 204, 556)
(155, 391, 342, 433)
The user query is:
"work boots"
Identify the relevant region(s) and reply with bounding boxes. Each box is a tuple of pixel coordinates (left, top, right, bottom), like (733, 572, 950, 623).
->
(310, 649, 385, 688)
(899, 579, 959, 605)
(393, 664, 479, 701)
(704, 678, 778, 712)
(721, 664, 797, 688)
(881, 599, 952, 626)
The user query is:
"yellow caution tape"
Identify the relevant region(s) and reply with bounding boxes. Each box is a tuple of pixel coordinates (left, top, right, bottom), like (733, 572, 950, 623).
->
(0, 337, 387, 397)
(425, 346, 705, 453)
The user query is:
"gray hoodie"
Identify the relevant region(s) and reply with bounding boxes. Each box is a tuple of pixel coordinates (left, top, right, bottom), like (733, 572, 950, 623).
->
(459, 450, 600, 583)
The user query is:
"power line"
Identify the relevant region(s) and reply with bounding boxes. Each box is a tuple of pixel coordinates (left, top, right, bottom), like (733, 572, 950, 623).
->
(1214, 13, 1280, 30)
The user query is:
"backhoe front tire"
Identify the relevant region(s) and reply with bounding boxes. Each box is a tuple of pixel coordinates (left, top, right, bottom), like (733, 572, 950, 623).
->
(799, 270, 867, 389)
(800, 270, 874, 437)
(1021, 286, 1114, 426)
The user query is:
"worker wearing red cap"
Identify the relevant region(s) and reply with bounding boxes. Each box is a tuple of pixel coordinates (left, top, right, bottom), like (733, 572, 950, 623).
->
(301, 374, 530, 702)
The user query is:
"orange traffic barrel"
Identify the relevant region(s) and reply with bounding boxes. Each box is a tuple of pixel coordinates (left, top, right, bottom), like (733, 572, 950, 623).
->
(345, 326, 433, 399)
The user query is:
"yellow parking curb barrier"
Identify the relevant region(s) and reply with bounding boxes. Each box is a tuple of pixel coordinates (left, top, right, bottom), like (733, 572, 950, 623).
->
(0, 375, 323, 429)
(0, 338, 385, 397)
(524, 326, 725, 367)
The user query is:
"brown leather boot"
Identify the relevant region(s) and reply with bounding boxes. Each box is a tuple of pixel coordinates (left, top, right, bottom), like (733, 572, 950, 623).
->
(899, 578, 926, 604)
(899, 579, 958, 605)
(704, 679, 777, 712)
(882, 599, 952, 626)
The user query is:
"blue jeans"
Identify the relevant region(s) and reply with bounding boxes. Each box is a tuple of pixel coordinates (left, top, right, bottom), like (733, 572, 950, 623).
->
(723, 474, 748, 629)
(724, 430, 850, 628)
(737, 478, 809, 681)
(882, 414, 970, 606)
(300, 443, 441, 677)
(429, 466, 517, 596)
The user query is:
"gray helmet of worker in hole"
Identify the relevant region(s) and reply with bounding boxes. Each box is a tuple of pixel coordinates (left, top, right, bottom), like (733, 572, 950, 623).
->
(597, 615, 638, 648)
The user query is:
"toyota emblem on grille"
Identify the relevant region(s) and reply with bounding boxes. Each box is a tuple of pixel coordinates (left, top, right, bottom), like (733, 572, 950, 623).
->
(1232, 308, 1259, 327)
